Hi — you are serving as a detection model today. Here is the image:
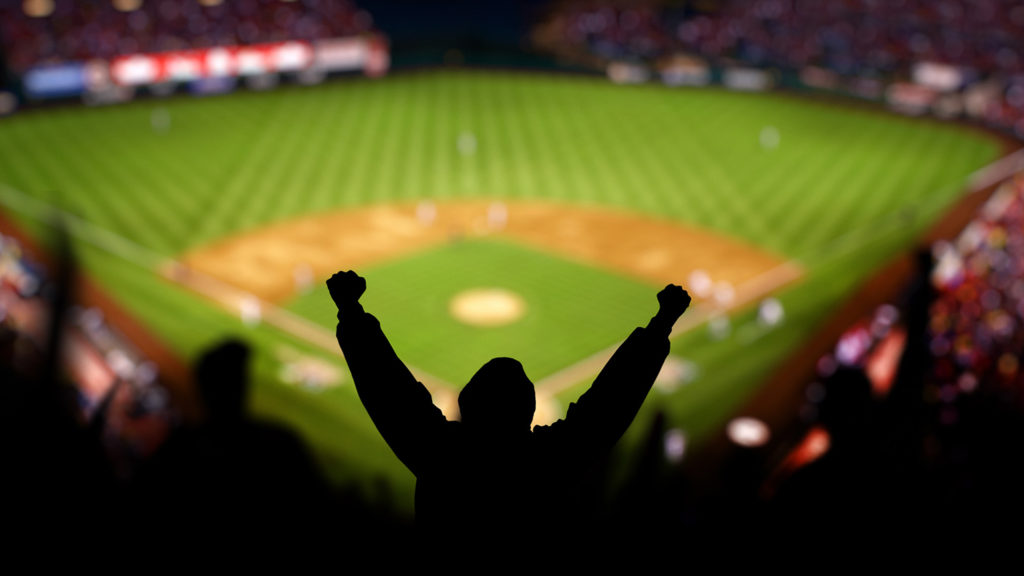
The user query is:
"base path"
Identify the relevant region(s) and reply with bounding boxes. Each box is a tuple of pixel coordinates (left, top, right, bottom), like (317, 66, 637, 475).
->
(178, 199, 797, 305)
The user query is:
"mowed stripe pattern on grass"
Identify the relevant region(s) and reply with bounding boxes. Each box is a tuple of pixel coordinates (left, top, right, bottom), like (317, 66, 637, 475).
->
(0, 71, 999, 264)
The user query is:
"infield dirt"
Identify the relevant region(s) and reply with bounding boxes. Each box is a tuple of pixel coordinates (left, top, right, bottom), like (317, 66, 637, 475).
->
(175, 200, 795, 305)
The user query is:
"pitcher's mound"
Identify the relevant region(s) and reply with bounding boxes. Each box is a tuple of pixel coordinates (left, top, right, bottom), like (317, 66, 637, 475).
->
(449, 288, 526, 327)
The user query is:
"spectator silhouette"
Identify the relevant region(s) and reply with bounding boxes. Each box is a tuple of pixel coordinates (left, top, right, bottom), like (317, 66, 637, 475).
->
(328, 269, 689, 540)
(2, 226, 116, 529)
(139, 339, 328, 534)
(771, 367, 890, 531)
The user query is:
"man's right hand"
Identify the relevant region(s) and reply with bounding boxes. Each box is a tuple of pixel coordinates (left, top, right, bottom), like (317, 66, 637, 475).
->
(657, 284, 691, 321)
(327, 270, 366, 309)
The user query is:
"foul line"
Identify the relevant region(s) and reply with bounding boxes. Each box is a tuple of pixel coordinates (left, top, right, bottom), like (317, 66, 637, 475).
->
(968, 147, 1024, 190)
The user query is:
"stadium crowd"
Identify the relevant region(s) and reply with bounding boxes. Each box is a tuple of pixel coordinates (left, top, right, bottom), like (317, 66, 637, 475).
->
(539, 0, 1024, 137)
(755, 171, 1024, 531)
(930, 174, 1024, 397)
(549, 0, 1024, 76)
(1, 225, 171, 472)
(0, 0, 377, 73)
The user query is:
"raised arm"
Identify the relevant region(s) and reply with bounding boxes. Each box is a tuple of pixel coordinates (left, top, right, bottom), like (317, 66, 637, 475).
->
(541, 285, 691, 457)
(329, 270, 447, 475)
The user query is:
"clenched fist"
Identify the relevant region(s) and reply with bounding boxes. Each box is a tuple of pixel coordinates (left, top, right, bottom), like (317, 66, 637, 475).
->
(657, 284, 691, 321)
(327, 270, 366, 309)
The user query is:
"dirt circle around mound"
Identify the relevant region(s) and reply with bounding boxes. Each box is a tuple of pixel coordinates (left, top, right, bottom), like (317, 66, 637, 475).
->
(449, 288, 527, 327)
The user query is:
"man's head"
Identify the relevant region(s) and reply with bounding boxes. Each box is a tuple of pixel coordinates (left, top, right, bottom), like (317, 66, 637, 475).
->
(196, 339, 250, 423)
(458, 357, 535, 433)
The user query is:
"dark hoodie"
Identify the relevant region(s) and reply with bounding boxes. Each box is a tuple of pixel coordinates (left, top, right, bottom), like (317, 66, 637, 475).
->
(336, 302, 671, 538)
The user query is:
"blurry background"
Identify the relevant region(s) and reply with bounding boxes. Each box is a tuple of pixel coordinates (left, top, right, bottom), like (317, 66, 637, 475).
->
(1, 0, 1022, 533)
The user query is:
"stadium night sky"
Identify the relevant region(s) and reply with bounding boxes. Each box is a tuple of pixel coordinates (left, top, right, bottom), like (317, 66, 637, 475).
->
(359, 0, 551, 49)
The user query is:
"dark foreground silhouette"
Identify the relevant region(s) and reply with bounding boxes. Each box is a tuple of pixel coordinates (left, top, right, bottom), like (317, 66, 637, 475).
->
(138, 340, 331, 534)
(329, 270, 690, 539)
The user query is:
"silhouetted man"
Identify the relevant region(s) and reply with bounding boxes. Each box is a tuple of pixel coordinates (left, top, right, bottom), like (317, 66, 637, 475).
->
(329, 270, 690, 538)
(139, 340, 328, 533)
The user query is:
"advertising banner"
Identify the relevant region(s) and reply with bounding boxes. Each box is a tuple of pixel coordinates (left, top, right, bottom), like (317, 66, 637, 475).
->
(110, 41, 315, 87)
(24, 63, 87, 99)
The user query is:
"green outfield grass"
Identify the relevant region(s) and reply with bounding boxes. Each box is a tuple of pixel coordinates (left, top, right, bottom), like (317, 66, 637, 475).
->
(0, 70, 1004, 514)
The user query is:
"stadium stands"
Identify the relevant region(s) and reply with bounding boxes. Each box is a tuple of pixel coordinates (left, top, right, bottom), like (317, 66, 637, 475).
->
(0, 0, 376, 72)
(0, 225, 173, 466)
(536, 0, 1024, 137)
(768, 169, 1024, 529)
(930, 173, 1023, 395)
(545, 0, 1024, 75)
(0, 0, 388, 102)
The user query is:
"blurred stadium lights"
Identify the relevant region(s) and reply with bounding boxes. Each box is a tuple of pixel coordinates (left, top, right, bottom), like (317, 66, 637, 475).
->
(240, 296, 261, 327)
(22, 0, 53, 18)
(112, 0, 143, 13)
(664, 428, 687, 463)
(687, 269, 712, 299)
(712, 281, 735, 307)
(0, 92, 16, 116)
(726, 417, 771, 448)
(757, 297, 784, 327)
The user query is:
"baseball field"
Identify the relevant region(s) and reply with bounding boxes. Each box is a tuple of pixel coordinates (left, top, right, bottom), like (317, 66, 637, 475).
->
(0, 69, 1004, 511)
